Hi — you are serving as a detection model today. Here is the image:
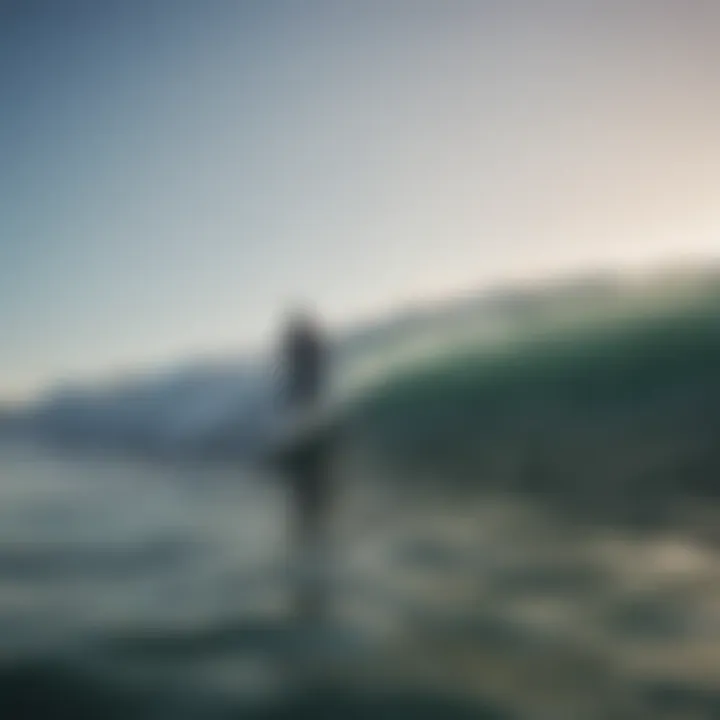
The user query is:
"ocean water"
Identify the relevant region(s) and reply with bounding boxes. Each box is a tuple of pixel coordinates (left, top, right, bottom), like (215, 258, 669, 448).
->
(4, 287, 720, 718)
(0, 437, 525, 719)
(1, 435, 719, 719)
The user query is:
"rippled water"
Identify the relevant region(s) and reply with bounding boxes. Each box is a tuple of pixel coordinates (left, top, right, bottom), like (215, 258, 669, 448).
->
(1, 437, 720, 719)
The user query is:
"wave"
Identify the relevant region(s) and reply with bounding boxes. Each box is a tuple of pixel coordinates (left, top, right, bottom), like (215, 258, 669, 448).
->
(350, 289, 720, 524)
(11, 267, 720, 481)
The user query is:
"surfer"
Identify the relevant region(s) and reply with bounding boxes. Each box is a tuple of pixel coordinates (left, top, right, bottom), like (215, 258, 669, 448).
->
(282, 308, 327, 413)
(278, 308, 334, 617)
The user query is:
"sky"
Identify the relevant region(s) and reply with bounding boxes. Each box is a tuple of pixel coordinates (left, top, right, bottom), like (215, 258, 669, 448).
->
(2, 0, 720, 399)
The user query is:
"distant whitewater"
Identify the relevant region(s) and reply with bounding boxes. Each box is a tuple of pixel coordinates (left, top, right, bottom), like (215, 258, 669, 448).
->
(18, 361, 281, 458)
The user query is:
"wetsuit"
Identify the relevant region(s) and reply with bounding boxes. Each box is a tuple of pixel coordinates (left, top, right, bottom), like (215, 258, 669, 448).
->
(281, 315, 332, 549)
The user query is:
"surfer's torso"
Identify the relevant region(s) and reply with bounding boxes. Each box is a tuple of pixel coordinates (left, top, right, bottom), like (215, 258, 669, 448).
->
(283, 317, 326, 409)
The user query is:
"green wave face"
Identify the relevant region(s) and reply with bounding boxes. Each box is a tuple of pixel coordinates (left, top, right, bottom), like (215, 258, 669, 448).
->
(342, 280, 720, 522)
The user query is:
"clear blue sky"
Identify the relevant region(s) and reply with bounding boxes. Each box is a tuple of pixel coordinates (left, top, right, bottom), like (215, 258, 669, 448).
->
(2, 0, 720, 398)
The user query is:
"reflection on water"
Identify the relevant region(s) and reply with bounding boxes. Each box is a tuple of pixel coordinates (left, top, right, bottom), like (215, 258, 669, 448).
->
(0, 438, 719, 719)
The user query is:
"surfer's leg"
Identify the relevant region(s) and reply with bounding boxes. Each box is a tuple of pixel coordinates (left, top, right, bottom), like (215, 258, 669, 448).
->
(291, 441, 333, 621)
